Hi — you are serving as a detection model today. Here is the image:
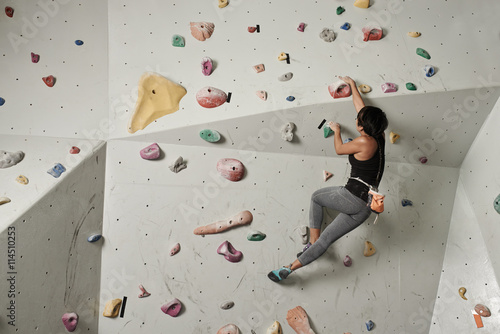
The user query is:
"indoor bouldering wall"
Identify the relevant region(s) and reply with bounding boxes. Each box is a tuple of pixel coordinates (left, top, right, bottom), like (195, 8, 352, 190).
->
(0, 142, 106, 333)
(429, 96, 500, 333)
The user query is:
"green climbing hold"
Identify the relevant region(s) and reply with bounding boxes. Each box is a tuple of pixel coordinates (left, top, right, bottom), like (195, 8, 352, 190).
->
(247, 230, 266, 241)
(323, 126, 334, 138)
(416, 48, 430, 59)
(494, 194, 500, 214)
(199, 129, 221, 143)
(172, 34, 185, 47)
(336, 6, 345, 15)
(406, 82, 417, 91)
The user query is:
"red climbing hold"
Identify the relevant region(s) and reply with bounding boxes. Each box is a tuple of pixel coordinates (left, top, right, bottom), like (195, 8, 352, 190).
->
(31, 52, 40, 63)
(196, 86, 227, 108)
(5, 6, 14, 18)
(42, 75, 56, 87)
(362, 25, 383, 41)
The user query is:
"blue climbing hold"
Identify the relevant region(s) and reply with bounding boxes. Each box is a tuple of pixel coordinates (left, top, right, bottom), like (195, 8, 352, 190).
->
(343, 138, 353, 144)
(286, 96, 295, 101)
(341, 22, 351, 30)
(87, 234, 102, 243)
(494, 194, 500, 214)
(401, 199, 413, 207)
(0, 97, 5, 106)
(47, 163, 66, 178)
(424, 65, 435, 77)
(366, 320, 374, 331)
(75, 40, 84, 46)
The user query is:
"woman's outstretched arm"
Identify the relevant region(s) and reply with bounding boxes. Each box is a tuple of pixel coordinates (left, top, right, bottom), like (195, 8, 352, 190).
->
(339, 76, 365, 113)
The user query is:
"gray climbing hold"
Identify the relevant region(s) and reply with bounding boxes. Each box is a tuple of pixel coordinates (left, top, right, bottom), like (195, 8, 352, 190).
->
(319, 28, 335, 42)
(169, 156, 187, 173)
(0, 150, 24, 168)
(281, 122, 295, 141)
(278, 72, 293, 81)
(47, 163, 66, 178)
(220, 300, 235, 310)
(199, 129, 221, 143)
(494, 194, 500, 214)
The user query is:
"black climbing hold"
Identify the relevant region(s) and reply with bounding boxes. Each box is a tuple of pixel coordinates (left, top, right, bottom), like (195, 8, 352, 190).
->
(318, 119, 326, 129)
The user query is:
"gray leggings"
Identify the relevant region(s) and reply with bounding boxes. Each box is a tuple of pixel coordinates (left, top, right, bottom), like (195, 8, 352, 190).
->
(297, 186, 371, 266)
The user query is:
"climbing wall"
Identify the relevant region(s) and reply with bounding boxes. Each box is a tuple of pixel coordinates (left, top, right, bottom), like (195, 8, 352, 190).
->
(0, 0, 108, 139)
(0, 143, 106, 333)
(100, 139, 458, 333)
(108, 0, 500, 141)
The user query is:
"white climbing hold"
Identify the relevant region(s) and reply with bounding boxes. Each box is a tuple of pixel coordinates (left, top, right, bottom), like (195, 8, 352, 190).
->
(281, 122, 295, 141)
(0, 150, 24, 168)
(169, 156, 187, 173)
(0, 197, 11, 206)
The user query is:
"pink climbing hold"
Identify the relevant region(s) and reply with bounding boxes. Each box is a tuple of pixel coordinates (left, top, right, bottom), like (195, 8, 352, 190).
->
(328, 81, 352, 99)
(138, 284, 151, 298)
(170, 243, 180, 256)
(217, 158, 245, 181)
(43, 75, 56, 87)
(61, 312, 78, 332)
(196, 86, 227, 108)
(256, 90, 267, 101)
(190, 22, 215, 41)
(69, 146, 80, 154)
(140, 143, 161, 160)
(217, 240, 243, 263)
(297, 23, 305, 32)
(381, 83, 397, 93)
(5, 6, 13, 18)
(362, 25, 383, 41)
(161, 298, 182, 317)
(201, 57, 213, 76)
(31, 52, 40, 63)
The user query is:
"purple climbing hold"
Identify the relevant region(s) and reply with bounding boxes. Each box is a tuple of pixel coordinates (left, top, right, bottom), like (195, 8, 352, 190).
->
(419, 156, 428, 164)
(297, 23, 305, 32)
(343, 255, 352, 267)
(201, 57, 213, 76)
(381, 83, 397, 93)
(161, 298, 182, 317)
(217, 240, 243, 263)
(31, 52, 40, 63)
(62, 313, 78, 332)
(140, 143, 161, 160)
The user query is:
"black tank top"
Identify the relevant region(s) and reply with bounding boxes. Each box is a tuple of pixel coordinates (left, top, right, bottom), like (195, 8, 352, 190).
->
(345, 135, 385, 202)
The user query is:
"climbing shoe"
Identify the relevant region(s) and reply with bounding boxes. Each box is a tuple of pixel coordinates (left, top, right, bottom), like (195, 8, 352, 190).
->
(268, 267, 292, 282)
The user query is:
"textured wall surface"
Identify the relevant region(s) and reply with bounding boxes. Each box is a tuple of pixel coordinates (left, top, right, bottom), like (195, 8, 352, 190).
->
(0, 144, 106, 333)
(100, 140, 457, 333)
(0, 0, 108, 138)
(429, 181, 500, 333)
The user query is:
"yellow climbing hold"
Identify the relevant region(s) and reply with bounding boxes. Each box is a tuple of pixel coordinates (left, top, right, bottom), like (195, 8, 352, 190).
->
(458, 287, 467, 300)
(127, 73, 187, 134)
(390, 131, 400, 144)
(408, 31, 421, 38)
(354, 0, 369, 8)
(218, 0, 228, 8)
(358, 84, 372, 94)
(103, 299, 122, 318)
(364, 241, 376, 256)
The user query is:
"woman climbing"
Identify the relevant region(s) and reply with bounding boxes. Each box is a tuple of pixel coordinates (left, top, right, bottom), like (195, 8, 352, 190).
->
(268, 76, 389, 282)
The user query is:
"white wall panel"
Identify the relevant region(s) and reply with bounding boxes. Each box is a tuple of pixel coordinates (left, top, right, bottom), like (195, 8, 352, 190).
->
(0, 134, 104, 229)
(429, 181, 500, 333)
(0, 143, 106, 334)
(108, 0, 500, 140)
(459, 97, 500, 284)
(0, 0, 108, 138)
(101, 139, 457, 333)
